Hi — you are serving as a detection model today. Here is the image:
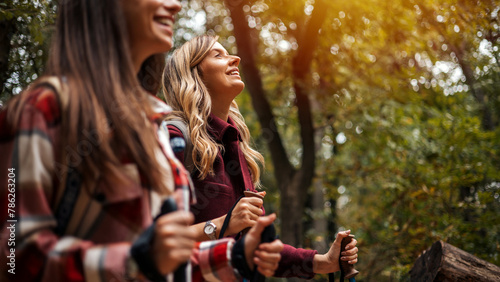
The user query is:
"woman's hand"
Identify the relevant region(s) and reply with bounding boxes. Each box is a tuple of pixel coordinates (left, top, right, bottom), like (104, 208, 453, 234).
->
(243, 214, 283, 277)
(313, 230, 359, 274)
(152, 211, 197, 275)
(226, 196, 264, 236)
(253, 239, 284, 277)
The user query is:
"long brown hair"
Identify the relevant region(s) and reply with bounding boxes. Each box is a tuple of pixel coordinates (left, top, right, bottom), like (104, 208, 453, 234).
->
(7, 0, 171, 194)
(163, 35, 265, 187)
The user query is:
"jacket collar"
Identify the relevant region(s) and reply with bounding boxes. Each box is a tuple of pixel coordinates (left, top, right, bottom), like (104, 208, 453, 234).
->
(147, 94, 172, 121)
(208, 113, 242, 143)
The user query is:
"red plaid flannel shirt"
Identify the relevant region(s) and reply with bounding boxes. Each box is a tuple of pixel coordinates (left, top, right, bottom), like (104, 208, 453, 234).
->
(0, 85, 242, 281)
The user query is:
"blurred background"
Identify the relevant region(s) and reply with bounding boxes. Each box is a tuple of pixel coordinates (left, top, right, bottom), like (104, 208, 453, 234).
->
(1, 0, 499, 280)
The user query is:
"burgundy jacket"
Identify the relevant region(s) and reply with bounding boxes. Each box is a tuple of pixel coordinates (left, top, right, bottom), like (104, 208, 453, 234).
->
(168, 114, 318, 279)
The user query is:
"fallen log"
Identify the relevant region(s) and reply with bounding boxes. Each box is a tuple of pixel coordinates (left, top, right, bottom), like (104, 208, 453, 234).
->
(410, 240, 500, 281)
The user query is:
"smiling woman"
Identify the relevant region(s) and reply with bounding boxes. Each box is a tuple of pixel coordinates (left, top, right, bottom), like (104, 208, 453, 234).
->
(0, 1, 284, 281)
(121, 0, 180, 72)
(163, 35, 359, 279)
(198, 42, 244, 119)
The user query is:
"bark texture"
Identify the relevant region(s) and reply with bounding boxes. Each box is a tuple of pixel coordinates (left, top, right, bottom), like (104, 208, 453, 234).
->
(410, 240, 500, 282)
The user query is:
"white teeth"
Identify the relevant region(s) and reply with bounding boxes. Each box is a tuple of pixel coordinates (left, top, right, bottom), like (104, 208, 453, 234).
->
(156, 18, 173, 26)
(229, 71, 239, 75)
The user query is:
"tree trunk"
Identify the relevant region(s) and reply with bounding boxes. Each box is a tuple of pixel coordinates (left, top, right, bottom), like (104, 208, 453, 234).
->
(311, 175, 328, 253)
(410, 240, 500, 281)
(224, 0, 327, 249)
(451, 43, 493, 131)
(224, 0, 293, 179)
(283, 0, 328, 248)
(280, 173, 304, 247)
(311, 98, 329, 253)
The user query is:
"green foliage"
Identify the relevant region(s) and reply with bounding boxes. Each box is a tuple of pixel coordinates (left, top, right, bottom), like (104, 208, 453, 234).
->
(332, 89, 500, 277)
(0, 0, 56, 104)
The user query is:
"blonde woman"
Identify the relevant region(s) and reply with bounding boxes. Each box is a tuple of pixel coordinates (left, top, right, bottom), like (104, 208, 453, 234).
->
(163, 35, 359, 279)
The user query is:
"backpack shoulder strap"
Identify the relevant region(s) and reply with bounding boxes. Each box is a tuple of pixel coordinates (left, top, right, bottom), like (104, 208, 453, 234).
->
(35, 76, 69, 108)
(34, 76, 83, 236)
(165, 118, 195, 174)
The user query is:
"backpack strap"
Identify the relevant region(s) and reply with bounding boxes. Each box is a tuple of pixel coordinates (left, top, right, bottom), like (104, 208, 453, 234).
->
(34, 76, 83, 236)
(165, 119, 195, 174)
(35, 76, 70, 109)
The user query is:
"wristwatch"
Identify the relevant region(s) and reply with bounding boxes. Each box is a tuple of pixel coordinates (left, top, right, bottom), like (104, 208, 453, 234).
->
(204, 220, 217, 240)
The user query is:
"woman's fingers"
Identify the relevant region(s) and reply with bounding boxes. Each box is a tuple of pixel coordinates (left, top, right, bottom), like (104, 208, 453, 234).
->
(255, 250, 281, 262)
(238, 197, 264, 211)
(340, 237, 358, 262)
(253, 239, 283, 277)
(257, 239, 284, 253)
(238, 199, 264, 218)
(341, 247, 359, 264)
(248, 204, 264, 216)
(152, 211, 197, 275)
(332, 230, 351, 248)
(344, 238, 357, 251)
(254, 258, 279, 277)
(228, 198, 264, 234)
(341, 253, 358, 264)
(244, 214, 278, 269)
(341, 244, 358, 256)
(156, 210, 194, 227)
(159, 235, 196, 250)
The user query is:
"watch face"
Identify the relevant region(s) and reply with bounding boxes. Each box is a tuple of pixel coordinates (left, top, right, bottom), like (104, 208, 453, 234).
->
(205, 225, 215, 234)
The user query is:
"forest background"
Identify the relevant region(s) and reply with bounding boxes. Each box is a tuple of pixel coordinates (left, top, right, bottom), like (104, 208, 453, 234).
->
(1, 0, 499, 281)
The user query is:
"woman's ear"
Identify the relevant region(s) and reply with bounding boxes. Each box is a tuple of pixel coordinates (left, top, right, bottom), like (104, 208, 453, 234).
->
(195, 64, 203, 78)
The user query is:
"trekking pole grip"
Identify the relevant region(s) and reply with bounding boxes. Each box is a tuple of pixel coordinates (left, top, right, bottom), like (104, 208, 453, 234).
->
(340, 235, 359, 279)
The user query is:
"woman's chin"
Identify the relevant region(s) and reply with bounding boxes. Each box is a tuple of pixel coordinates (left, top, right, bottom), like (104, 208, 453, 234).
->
(236, 81, 245, 93)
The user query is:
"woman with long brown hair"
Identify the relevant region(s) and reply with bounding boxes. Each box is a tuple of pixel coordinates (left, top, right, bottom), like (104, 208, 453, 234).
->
(163, 35, 358, 279)
(0, 1, 283, 281)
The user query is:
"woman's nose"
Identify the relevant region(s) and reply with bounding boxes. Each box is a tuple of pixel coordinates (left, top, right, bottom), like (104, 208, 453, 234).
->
(230, 55, 241, 66)
(164, 0, 182, 14)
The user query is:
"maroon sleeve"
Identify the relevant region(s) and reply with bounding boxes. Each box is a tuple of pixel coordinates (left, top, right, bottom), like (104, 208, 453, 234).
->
(275, 244, 318, 279)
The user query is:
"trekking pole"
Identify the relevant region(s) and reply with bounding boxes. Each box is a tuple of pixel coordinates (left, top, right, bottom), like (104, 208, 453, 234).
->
(328, 234, 359, 282)
(340, 235, 359, 282)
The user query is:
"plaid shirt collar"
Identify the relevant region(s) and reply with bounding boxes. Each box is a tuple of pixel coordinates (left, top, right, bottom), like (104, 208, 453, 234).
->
(147, 94, 172, 121)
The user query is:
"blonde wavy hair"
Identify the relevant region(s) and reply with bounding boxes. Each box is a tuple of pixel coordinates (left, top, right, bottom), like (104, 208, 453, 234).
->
(162, 35, 264, 187)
